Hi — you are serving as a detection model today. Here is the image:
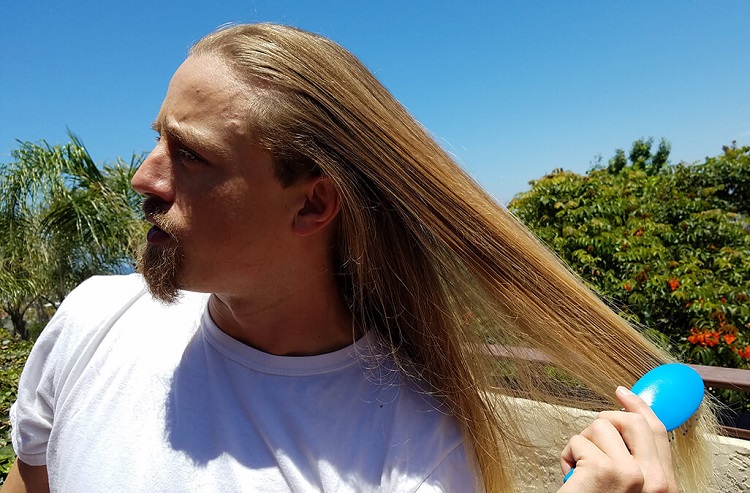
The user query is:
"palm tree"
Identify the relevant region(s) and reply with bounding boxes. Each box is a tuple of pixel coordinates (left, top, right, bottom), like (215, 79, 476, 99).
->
(0, 134, 144, 339)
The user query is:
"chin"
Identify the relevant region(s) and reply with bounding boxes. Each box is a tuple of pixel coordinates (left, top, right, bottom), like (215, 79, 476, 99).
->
(137, 242, 184, 304)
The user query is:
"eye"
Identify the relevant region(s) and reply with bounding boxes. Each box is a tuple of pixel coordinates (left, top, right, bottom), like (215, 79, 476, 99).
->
(177, 146, 201, 163)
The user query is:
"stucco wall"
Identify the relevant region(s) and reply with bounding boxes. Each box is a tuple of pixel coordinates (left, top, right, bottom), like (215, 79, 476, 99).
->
(501, 397, 750, 492)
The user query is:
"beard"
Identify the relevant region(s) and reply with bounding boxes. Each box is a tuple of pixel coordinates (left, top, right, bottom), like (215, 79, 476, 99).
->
(136, 198, 184, 304)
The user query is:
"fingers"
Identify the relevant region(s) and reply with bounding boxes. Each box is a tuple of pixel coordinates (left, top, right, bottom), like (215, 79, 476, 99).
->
(557, 387, 677, 493)
(559, 422, 645, 492)
(615, 387, 674, 477)
(613, 386, 676, 491)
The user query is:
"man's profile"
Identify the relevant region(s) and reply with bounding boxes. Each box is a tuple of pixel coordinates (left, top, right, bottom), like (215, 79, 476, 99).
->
(5, 23, 713, 492)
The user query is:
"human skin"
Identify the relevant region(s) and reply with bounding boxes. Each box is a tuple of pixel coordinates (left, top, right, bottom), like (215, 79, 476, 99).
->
(558, 387, 677, 493)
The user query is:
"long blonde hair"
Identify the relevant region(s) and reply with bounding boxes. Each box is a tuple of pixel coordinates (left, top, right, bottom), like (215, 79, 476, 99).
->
(191, 23, 715, 492)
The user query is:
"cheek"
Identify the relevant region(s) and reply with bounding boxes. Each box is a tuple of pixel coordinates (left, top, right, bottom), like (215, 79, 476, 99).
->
(179, 177, 298, 251)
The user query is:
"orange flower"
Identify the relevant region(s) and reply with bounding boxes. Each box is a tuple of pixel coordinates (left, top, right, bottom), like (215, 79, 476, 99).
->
(723, 334, 738, 345)
(738, 345, 750, 359)
(624, 283, 631, 292)
(668, 278, 680, 291)
(688, 329, 723, 347)
(688, 329, 708, 346)
(707, 333, 719, 347)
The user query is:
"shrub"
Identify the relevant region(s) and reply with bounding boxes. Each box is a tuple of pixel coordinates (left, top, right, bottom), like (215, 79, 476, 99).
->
(510, 141, 750, 413)
(0, 330, 33, 484)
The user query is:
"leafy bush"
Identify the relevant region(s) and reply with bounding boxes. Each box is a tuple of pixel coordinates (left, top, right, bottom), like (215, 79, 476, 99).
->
(510, 141, 750, 412)
(0, 329, 32, 484)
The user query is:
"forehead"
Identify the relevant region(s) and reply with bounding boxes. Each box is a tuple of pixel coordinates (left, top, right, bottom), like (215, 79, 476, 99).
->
(155, 55, 255, 154)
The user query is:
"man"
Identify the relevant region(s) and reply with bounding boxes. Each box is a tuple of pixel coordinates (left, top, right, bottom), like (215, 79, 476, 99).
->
(6, 24, 699, 492)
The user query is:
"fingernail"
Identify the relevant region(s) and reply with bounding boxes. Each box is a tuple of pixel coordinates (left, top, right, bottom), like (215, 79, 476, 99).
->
(616, 386, 634, 396)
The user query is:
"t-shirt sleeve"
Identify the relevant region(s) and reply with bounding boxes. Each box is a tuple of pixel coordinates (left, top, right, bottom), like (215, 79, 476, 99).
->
(10, 307, 69, 466)
(10, 274, 145, 466)
(414, 442, 484, 493)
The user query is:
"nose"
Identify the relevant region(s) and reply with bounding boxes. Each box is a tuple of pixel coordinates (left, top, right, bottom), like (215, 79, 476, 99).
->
(131, 144, 175, 203)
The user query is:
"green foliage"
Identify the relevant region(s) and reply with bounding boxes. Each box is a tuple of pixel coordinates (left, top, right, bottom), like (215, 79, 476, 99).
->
(0, 135, 145, 339)
(0, 330, 33, 485)
(510, 141, 750, 412)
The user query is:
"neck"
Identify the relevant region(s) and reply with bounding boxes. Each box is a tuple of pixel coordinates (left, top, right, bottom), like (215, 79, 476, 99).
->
(207, 270, 356, 356)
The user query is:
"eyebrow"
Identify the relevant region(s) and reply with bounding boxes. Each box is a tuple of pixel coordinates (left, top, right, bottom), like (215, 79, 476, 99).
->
(151, 118, 228, 159)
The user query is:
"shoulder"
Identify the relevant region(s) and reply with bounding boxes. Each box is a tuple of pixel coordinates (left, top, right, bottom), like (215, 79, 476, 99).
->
(31, 274, 148, 358)
(33, 274, 146, 343)
(56, 273, 147, 321)
(23, 273, 208, 395)
(62, 273, 145, 305)
(43, 273, 206, 347)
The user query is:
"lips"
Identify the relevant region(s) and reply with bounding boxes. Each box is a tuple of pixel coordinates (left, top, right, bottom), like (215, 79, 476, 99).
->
(142, 198, 173, 245)
(146, 224, 171, 244)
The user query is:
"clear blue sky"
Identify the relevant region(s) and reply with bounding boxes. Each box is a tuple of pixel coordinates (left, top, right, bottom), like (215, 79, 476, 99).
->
(2, 1, 748, 203)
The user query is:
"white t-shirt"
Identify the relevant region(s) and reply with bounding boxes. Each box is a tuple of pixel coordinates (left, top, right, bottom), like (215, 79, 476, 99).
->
(11, 274, 480, 492)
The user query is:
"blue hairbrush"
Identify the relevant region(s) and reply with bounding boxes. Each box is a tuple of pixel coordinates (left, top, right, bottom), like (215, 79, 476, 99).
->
(563, 363, 704, 483)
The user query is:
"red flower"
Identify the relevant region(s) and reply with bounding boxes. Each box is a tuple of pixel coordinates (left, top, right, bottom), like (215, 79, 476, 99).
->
(721, 297, 727, 304)
(624, 283, 631, 292)
(668, 278, 680, 291)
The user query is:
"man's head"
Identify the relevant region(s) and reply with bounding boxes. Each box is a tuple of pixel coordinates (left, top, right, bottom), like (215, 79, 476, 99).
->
(132, 51, 341, 303)
(132, 23, 482, 340)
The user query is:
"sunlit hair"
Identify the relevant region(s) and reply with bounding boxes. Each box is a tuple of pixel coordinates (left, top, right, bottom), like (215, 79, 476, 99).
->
(191, 24, 716, 492)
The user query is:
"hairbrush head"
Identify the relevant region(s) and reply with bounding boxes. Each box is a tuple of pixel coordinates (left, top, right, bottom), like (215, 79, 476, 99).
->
(630, 363, 704, 432)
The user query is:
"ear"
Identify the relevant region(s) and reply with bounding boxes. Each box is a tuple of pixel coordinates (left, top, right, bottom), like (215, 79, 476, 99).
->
(292, 177, 342, 237)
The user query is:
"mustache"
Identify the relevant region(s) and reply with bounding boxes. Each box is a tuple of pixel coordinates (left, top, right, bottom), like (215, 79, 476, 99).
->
(141, 198, 176, 234)
(142, 197, 169, 218)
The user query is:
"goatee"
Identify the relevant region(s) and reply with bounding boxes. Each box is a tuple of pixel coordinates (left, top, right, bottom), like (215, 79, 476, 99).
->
(137, 198, 184, 304)
(137, 241, 183, 304)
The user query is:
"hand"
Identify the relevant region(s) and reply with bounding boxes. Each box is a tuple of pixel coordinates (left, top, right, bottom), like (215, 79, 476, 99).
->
(557, 386, 677, 493)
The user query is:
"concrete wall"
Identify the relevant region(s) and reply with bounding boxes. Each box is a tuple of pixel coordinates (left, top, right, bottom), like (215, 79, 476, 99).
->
(712, 434, 750, 492)
(502, 397, 750, 492)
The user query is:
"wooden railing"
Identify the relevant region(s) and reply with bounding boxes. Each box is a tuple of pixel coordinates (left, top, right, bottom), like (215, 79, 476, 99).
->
(691, 364, 750, 439)
(487, 345, 750, 440)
